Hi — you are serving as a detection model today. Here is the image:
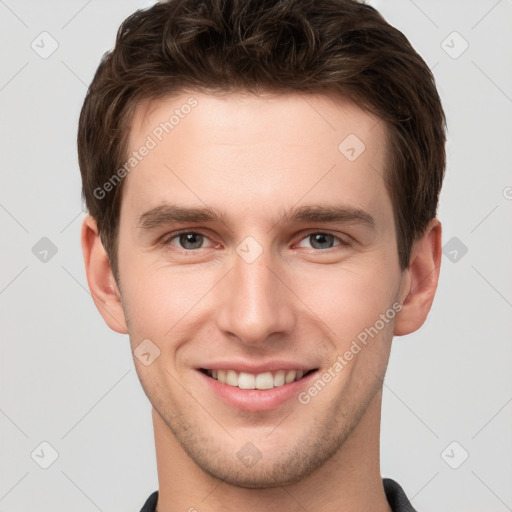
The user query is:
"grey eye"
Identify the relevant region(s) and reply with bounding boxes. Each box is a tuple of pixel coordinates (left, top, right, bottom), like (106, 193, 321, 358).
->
(177, 233, 205, 250)
(306, 233, 337, 250)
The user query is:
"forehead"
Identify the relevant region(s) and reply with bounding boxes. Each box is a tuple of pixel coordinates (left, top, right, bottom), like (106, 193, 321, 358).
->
(130, 90, 385, 151)
(122, 90, 391, 230)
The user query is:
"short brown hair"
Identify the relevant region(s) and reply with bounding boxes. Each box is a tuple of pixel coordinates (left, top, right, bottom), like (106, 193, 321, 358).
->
(78, 0, 446, 277)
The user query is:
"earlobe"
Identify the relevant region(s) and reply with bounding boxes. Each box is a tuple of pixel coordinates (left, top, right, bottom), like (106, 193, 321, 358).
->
(81, 215, 128, 334)
(393, 219, 442, 336)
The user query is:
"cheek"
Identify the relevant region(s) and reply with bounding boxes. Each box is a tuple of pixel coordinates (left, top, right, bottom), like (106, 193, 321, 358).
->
(289, 256, 400, 342)
(119, 255, 215, 341)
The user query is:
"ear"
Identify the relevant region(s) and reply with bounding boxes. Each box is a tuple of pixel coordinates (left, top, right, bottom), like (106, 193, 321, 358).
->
(81, 215, 128, 334)
(394, 219, 442, 336)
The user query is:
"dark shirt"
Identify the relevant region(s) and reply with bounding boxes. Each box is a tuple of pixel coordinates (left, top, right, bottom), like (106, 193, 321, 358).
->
(139, 477, 417, 511)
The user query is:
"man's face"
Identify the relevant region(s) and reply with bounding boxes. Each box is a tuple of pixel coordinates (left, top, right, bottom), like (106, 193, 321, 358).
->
(115, 91, 407, 486)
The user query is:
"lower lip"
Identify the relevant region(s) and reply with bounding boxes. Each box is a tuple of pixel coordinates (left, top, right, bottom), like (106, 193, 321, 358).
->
(197, 370, 318, 412)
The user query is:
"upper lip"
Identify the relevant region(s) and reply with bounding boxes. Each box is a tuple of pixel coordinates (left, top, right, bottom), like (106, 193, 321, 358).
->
(198, 360, 319, 373)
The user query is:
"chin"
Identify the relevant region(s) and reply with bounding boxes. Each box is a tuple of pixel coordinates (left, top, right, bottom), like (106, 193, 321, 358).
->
(197, 458, 317, 489)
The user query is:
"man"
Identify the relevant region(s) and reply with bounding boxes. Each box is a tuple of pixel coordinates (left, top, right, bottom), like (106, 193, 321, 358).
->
(78, 0, 445, 510)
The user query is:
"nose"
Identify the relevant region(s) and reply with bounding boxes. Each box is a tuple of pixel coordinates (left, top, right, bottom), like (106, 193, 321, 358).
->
(214, 245, 296, 347)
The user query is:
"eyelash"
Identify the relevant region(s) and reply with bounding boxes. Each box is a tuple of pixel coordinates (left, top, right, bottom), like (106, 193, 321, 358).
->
(159, 230, 352, 252)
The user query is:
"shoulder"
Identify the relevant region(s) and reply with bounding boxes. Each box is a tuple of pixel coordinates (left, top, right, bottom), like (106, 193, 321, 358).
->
(383, 478, 419, 512)
(139, 490, 158, 512)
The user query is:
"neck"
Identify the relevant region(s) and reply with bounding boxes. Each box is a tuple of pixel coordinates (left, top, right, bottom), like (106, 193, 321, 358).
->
(152, 389, 391, 512)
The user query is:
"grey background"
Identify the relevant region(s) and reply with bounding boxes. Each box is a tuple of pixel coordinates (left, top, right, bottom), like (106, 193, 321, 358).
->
(1, 0, 511, 510)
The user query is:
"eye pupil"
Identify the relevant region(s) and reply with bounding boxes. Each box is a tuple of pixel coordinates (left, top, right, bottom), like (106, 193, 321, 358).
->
(310, 233, 334, 249)
(180, 233, 203, 249)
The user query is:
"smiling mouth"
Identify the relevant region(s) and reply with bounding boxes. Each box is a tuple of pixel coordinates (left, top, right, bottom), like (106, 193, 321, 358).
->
(200, 368, 318, 390)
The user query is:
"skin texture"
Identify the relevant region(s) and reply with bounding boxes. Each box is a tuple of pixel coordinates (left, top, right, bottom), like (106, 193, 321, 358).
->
(82, 91, 442, 512)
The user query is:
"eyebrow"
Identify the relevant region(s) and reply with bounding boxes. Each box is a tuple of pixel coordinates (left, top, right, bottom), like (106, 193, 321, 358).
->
(137, 203, 375, 231)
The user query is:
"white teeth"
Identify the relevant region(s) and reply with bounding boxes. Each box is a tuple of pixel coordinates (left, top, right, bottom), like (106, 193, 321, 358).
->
(273, 370, 285, 387)
(285, 370, 297, 384)
(207, 368, 309, 389)
(238, 372, 255, 389)
(255, 372, 274, 390)
(226, 370, 238, 386)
